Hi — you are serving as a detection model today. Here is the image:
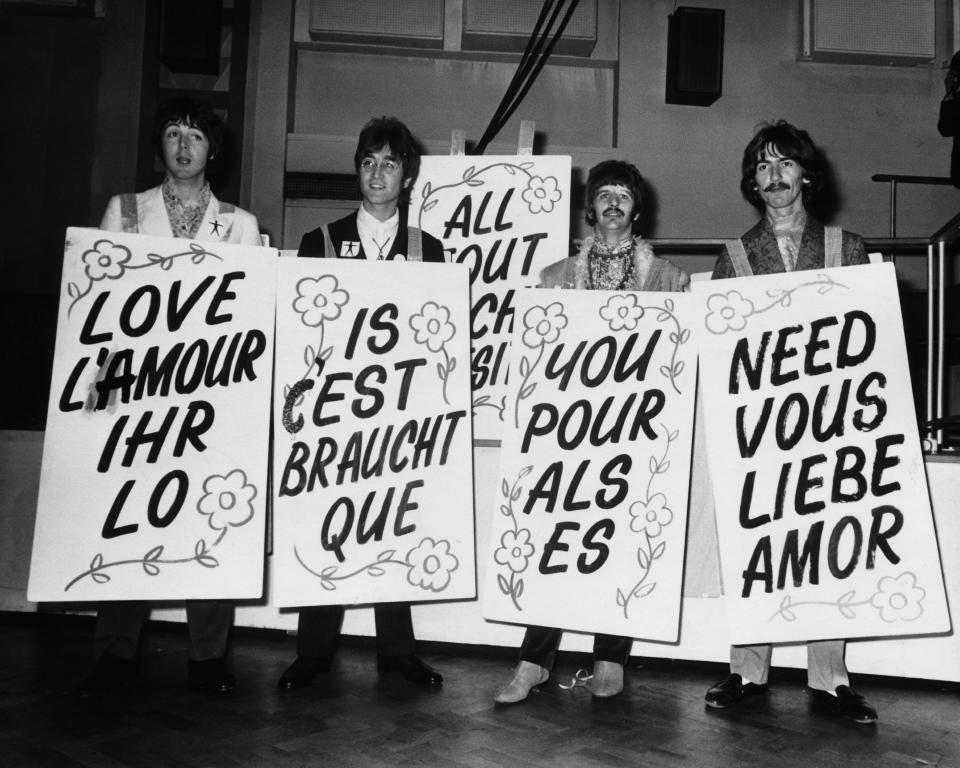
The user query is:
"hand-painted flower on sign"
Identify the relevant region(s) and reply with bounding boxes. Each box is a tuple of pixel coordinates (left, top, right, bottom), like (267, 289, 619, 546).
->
(198, 469, 257, 531)
(410, 301, 456, 352)
(628, 493, 674, 538)
(406, 537, 460, 592)
(521, 302, 568, 348)
(64, 466, 257, 591)
(705, 290, 755, 334)
(409, 301, 458, 404)
(870, 572, 926, 623)
(522, 175, 563, 214)
(82, 241, 132, 281)
(494, 528, 535, 574)
(600, 294, 645, 332)
(293, 274, 349, 327)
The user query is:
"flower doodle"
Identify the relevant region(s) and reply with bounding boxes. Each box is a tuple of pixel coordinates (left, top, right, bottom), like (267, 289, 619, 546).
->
(599, 296, 689, 395)
(283, 274, 351, 416)
(294, 537, 461, 593)
(704, 290, 754, 334)
(409, 301, 457, 405)
(82, 240, 131, 281)
(415, 161, 564, 222)
(66, 238, 222, 317)
(629, 493, 673, 538)
(521, 175, 563, 214)
(293, 274, 349, 327)
(870, 573, 926, 622)
(617, 425, 679, 618)
(494, 466, 535, 611)
(600, 294, 645, 332)
(198, 469, 257, 531)
(703, 273, 848, 335)
(771, 571, 927, 623)
(406, 538, 459, 592)
(513, 302, 568, 428)
(64, 468, 258, 591)
(494, 528, 536, 574)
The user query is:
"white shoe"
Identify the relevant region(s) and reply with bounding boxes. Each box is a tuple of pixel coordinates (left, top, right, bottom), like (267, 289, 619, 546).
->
(494, 661, 549, 704)
(588, 661, 624, 698)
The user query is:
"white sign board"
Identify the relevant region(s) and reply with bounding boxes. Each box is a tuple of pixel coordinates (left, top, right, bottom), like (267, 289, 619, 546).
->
(482, 288, 696, 641)
(692, 263, 951, 644)
(28, 228, 275, 601)
(409, 156, 571, 442)
(272, 258, 476, 606)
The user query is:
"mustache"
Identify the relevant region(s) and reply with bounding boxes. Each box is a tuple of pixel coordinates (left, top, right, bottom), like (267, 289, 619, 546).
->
(763, 182, 790, 192)
(603, 207, 624, 215)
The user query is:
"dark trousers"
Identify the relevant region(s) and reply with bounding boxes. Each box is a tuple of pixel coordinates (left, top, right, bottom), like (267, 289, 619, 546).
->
(295, 603, 417, 660)
(95, 600, 234, 662)
(519, 625, 632, 669)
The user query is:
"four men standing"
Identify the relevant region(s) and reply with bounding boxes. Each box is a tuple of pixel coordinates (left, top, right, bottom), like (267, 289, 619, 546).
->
(78, 112, 895, 727)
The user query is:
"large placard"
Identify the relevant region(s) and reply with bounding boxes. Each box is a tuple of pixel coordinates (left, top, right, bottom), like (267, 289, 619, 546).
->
(28, 228, 275, 601)
(482, 288, 696, 640)
(409, 156, 571, 441)
(692, 263, 950, 644)
(273, 258, 475, 606)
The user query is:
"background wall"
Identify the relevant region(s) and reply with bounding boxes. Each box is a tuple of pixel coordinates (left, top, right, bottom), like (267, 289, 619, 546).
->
(2, 0, 960, 678)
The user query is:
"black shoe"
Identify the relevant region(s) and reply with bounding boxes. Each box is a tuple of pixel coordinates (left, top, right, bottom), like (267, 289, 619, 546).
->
(277, 656, 331, 690)
(188, 657, 236, 694)
(377, 654, 443, 686)
(705, 673, 767, 709)
(76, 653, 137, 695)
(811, 685, 878, 724)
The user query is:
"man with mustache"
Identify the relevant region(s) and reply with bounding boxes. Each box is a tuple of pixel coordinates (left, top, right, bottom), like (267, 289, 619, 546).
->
(705, 120, 876, 724)
(494, 160, 688, 705)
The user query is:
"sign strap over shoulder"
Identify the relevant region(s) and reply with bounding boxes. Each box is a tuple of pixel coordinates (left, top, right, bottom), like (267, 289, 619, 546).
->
(119, 193, 139, 233)
(321, 225, 336, 258)
(726, 239, 753, 277)
(406, 226, 424, 262)
(824, 226, 842, 268)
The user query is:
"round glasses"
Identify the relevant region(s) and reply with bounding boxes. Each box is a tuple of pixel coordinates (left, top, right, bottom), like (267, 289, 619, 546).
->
(359, 157, 401, 174)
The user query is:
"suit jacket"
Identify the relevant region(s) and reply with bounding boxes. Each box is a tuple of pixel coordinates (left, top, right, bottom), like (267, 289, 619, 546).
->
(100, 185, 262, 245)
(541, 236, 689, 292)
(712, 215, 867, 279)
(297, 210, 445, 262)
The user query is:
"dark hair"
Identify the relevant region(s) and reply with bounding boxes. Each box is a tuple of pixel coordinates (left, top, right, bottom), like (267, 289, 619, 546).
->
(153, 97, 224, 161)
(951, 49, 960, 72)
(584, 160, 644, 229)
(740, 120, 822, 210)
(354, 116, 422, 195)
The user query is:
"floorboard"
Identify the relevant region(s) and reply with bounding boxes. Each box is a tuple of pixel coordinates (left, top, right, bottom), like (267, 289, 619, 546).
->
(1, 612, 957, 767)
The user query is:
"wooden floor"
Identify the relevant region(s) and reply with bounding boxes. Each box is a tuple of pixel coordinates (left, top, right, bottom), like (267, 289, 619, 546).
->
(1, 612, 958, 768)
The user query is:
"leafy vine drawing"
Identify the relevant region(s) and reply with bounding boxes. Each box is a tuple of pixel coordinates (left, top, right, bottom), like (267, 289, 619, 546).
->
(513, 302, 568, 428)
(704, 273, 849, 335)
(493, 465, 536, 611)
(617, 425, 679, 618)
(599, 294, 690, 395)
(64, 468, 256, 591)
(415, 162, 564, 226)
(283, 275, 350, 416)
(294, 537, 460, 593)
(67, 239, 222, 317)
(409, 301, 458, 405)
(769, 571, 926, 624)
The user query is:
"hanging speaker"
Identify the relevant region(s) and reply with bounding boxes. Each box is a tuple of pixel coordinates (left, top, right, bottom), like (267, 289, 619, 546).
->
(666, 7, 724, 107)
